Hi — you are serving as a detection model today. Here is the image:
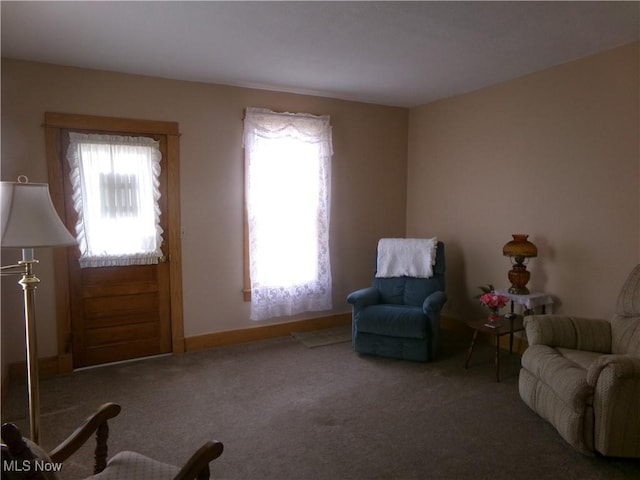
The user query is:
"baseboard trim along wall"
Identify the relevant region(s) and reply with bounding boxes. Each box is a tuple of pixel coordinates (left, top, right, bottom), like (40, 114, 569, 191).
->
(8, 353, 73, 382)
(183, 313, 528, 354)
(183, 312, 352, 352)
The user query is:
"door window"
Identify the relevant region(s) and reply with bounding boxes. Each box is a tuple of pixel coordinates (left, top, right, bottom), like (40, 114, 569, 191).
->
(66, 132, 163, 267)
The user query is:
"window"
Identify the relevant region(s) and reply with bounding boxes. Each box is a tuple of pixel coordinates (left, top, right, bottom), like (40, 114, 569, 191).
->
(99, 172, 140, 217)
(243, 108, 333, 321)
(66, 132, 163, 268)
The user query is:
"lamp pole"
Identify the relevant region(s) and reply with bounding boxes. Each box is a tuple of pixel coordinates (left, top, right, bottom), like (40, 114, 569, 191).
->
(18, 250, 41, 443)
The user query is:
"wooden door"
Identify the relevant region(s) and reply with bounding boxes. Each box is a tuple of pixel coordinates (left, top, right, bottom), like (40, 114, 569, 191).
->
(64, 132, 171, 367)
(45, 113, 184, 369)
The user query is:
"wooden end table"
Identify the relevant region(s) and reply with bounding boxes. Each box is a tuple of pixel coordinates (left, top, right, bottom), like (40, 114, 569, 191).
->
(464, 314, 525, 382)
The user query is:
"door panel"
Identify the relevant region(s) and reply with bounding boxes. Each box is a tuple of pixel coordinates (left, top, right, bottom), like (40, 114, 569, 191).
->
(84, 309, 159, 329)
(83, 337, 166, 367)
(85, 321, 160, 347)
(83, 293, 159, 320)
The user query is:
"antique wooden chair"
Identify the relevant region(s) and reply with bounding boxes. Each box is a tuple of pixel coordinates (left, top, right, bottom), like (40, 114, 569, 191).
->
(1, 402, 224, 480)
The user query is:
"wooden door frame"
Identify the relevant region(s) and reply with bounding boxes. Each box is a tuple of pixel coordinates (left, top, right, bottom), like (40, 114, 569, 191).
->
(44, 112, 185, 369)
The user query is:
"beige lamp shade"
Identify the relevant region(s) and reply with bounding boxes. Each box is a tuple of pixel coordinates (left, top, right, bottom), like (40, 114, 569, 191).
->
(1, 178, 76, 248)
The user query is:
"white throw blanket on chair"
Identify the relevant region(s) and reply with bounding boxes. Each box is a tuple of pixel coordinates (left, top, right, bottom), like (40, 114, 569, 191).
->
(375, 238, 438, 278)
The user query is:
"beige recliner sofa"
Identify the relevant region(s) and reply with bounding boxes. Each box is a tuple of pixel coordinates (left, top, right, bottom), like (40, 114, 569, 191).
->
(519, 265, 640, 458)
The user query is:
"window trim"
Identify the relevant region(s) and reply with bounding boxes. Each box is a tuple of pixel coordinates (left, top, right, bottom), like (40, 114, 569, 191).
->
(241, 108, 333, 317)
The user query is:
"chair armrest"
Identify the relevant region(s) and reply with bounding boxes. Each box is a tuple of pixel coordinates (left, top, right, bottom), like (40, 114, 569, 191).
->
(422, 291, 447, 316)
(587, 354, 640, 387)
(49, 402, 121, 474)
(346, 287, 380, 309)
(173, 440, 224, 480)
(524, 315, 611, 352)
(1, 424, 48, 480)
(586, 354, 640, 456)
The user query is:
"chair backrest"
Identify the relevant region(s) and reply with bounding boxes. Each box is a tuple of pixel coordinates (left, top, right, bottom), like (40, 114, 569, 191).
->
(612, 264, 640, 355)
(373, 241, 445, 307)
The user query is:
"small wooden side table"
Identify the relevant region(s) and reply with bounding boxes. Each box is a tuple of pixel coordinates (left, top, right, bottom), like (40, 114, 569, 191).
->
(494, 289, 553, 315)
(464, 314, 525, 382)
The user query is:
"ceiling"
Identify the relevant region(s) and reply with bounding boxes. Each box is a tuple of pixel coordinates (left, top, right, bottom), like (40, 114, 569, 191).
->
(2, 1, 639, 107)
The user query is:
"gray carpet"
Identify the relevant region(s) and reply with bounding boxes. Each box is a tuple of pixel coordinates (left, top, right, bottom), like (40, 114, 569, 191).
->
(291, 325, 352, 348)
(2, 330, 639, 480)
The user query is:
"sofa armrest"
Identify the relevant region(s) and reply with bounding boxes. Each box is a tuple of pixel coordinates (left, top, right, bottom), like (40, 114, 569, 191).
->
(422, 291, 447, 316)
(587, 354, 640, 387)
(524, 315, 611, 352)
(586, 354, 640, 457)
(346, 287, 380, 309)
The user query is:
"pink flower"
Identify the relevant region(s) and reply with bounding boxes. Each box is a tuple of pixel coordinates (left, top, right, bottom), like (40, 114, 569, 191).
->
(479, 292, 509, 309)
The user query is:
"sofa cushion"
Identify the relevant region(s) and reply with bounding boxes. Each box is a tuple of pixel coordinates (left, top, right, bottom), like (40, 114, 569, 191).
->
(374, 277, 406, 305)
(611, 314, 640, 356)
(612, 265, 640, 356)
(521, 344, 593, 409)
(524, 315, 611, 352)
(556, 348, 603, 370)
(356, 305, 426, 339)
(403, 277, 436, 307)
(90, 451, 179, 480)
(615, 264, 640, 316)
(373, 277, 442, 308)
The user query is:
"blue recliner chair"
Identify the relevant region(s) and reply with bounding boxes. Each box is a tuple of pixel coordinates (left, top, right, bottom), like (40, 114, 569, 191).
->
(347, 240, 447, 362)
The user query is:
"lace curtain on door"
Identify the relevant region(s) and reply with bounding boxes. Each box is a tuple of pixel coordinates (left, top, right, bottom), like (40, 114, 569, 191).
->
(66, 132, 163, 268)
(244, 108, 333, 321)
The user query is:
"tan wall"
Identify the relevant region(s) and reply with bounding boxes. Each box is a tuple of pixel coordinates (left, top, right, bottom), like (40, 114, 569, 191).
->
(407, 43, 640, 321)
(3, 43, 638, 371)
(1, 59, 408, 365)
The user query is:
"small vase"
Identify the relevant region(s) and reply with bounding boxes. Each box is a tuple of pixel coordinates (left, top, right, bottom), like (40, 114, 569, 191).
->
(488, 309, 501, 324)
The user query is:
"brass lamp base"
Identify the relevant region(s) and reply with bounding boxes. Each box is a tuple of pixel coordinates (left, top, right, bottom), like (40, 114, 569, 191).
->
(507, 264, 531, 295)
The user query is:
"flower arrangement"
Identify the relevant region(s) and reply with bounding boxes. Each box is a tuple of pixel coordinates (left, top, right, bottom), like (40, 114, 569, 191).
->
(476, 284, 509, 320)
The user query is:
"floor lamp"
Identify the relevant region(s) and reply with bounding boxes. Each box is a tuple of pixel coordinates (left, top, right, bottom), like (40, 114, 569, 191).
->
(1, 176, 76, 443)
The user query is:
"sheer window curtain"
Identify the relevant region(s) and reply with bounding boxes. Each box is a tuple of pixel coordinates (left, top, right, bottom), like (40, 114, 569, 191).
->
(244, 108, 333, 321)
(66, 132, 163, 268)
